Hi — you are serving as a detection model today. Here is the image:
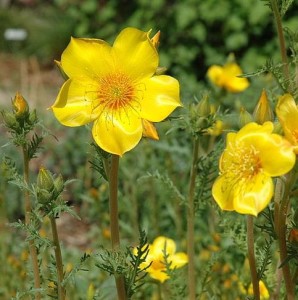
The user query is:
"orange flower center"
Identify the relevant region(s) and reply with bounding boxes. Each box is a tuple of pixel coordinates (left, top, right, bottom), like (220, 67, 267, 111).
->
(98, 73, 135, 111)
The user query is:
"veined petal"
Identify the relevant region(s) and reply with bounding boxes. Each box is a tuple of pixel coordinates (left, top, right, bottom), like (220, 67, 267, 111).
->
(112, 27, 158, 80)
(52, 79, 99, 126)
(240, 129, 296, 176)
(138, 75, 181, 122)
(212, 174, 236, 211)
(92, 109, 143, 156)
(61, 37, 114, 79)
(233, 173, 273, 216)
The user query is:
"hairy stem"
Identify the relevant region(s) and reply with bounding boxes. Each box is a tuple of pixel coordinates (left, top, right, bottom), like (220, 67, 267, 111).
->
(187, 138, 199, 300)
(271, 0, 291, 91)
(22, 147, 41, 300)
(247, 215, 260, 300)
(50, 217, 66, 300)
(109, 154, 126, 300)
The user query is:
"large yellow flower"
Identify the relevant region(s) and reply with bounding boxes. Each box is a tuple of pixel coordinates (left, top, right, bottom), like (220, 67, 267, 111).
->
(212, 122, 295, 216)
(207, 61, 249, 93)
(140, 236, 188, 283)
(51, 28, 181, 156)
(276, 93, 298, 154)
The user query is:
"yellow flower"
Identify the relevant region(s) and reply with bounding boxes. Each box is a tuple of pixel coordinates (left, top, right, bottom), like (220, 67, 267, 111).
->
(212, 122, 295, 216)
(248, 281, 270, 299)
(207, 61, 249, 93)
(276, 93, 298, 154)
(51, 27, 181, 156)
(140, 236, 188, 283)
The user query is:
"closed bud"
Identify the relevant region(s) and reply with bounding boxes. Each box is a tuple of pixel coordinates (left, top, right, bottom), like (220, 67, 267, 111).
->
(142, 119, 159, 140)
(239, 107, 253, 127)
(2, 111, 17, 127)
(253, 89, 274, 124)
(54, 174, 64, 194)
(37, 188, 52, 204)
(197, 96, 211, 117)
(29, 109, 38, 125)
(37, 167, 54, 192)
(12, 92, 29, 119)
(155, 66, 167, 75)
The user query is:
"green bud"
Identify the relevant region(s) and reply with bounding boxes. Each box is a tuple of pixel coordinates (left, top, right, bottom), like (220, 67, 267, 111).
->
(54, 174, 64, 195)
(37, 167, 54, 192)
(29, 109, 38, 125)
(2, 111, 17, 127)
(197, 96, 211, 117)
(12, 92, 29, 119)
(37, 188, 52, 204)
(239, 107, 253, 127)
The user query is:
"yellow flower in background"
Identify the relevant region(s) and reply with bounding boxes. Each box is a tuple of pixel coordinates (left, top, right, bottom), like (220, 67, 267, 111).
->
(207, 60, 249, 93)
(212, 122, 295, 216)
(248, 281, 269, 299)
(276, 93, 298, 154)
(51, 27, 181, 156)
(140, 236, 188, 283)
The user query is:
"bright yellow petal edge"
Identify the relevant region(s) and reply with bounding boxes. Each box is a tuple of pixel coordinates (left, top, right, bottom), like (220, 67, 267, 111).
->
(212, 121, 296, 216)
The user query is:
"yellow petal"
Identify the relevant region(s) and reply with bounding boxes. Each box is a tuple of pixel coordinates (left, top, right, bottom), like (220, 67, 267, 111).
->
(152, 236, 176, 256)
(212, 174, 236, 211)
(138, 75, 181, 122)
(233, 173, 273, 216)
(92, 109, 142, 156)
(239, 124, 296, 176)
(207, 65, 224, 87)
(142, 119, 159, 140)
(52, 79, 99, 126)
(276, 93, 298, 152)
(148, 269, 169, 283)
(112, 27, 158, 80)
(61, 37, 113, 79)
(223, 62, 249, 93)
(170, 252, 188, 269)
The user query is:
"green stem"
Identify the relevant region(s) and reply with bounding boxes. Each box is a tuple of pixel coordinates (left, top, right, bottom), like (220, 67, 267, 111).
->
(246, 215, 260, 300)
(187, 138, 199, 300)
(108, 154, 126, 300)
(271, 0, 291, 91)
(22, 147, 41, 300)
(278, 194, 295, 300)
(50, 217, 66, 300)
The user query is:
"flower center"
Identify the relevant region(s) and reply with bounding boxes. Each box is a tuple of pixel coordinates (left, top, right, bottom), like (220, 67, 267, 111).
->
(98, 73, 135, 111)
(226, 143, 262, 180)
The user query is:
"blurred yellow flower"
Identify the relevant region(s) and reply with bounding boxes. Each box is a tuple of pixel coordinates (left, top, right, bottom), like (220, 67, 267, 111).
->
(207, 61, 249, 93)
(276, 93, 298, 154)
(51, 27, 181, 156)
(140, 236, 188, 283)
(248, 280, 269, 299)
(212, 122, 295, 216)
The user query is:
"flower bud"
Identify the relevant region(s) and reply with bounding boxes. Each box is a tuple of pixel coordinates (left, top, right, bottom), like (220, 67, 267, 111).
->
(239, 107, 253, 127)
(37, 167, 54, 192)
(1, 111, 17, 127)
(197, 96, 211, 117)
(155, 66, 167, 75)
(12, 92, 29, 119)
(36, 189, 52, 204)
(142, 119, 159, 140)
(29, 109, 38, 125)
(253, 89, 274, 124)
(54, 174, 64, 195)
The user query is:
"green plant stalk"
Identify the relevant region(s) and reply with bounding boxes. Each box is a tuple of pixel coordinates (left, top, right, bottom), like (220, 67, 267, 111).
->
(246, 215, 260, 300)
(187, 138, 199, 300)
(271, 0, 290, 88)
(278, 193, 294, 300)
(50, 216, 66, 300)
(22, 147, 41, 300)
(108, 154, 127, 300)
